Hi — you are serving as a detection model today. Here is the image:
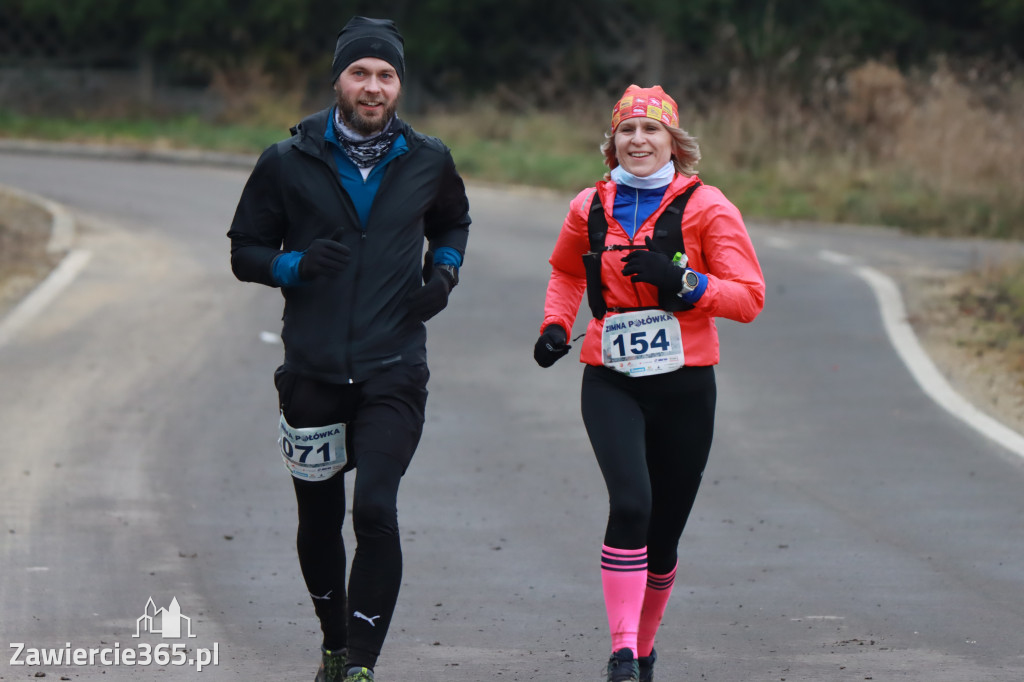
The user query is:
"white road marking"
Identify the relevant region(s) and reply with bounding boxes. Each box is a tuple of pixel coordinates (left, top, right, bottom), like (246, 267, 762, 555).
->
(856, 265, 1024, 461)
(764, 236, 794, 249)
(0, 249, 92, 349)
(818, 249, 853, 265)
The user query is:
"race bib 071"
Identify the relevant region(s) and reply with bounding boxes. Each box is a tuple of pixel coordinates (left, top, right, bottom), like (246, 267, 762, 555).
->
(278, 414, 347, 481)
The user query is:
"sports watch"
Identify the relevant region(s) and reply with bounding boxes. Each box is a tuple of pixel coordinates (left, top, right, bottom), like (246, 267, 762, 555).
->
(671, 251, 698, 297)
(435, 264, 459, 287)
(679, 269, 700, 296)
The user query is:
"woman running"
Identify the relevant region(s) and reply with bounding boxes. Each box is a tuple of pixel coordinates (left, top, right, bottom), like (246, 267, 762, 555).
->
(534, 84, 765, 682)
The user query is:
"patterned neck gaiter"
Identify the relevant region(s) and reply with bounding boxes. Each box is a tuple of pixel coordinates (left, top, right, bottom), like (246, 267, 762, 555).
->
(333, 109, 400, 168)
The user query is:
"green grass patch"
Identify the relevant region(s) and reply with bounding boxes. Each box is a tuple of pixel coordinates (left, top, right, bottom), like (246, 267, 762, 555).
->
(2, 105, 1022, 240)
(439, 137, 606, 193)
(0, 110, 285, 154)
(407, 108, 607, 193)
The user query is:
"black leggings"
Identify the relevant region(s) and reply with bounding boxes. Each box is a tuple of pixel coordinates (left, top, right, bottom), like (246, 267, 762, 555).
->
(275, 363, 428, 670)
(581, 364, 716, 574)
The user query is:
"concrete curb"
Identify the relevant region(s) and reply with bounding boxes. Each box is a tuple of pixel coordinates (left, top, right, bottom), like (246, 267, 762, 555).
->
(0, 180, 92, 348)
(0, 181, 76, 254)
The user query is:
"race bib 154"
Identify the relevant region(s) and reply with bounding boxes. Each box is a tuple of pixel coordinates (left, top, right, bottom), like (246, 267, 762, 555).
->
(601, 310, 684, 377)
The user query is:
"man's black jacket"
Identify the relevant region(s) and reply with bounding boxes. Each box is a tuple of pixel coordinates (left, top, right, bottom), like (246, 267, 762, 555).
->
(227, 108, 471, 383)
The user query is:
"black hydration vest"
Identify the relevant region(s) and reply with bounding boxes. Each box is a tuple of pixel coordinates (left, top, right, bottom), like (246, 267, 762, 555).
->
(582, 181, 702, 319)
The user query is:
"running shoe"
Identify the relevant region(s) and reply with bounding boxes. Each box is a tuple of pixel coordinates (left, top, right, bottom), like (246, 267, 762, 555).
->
(343, 666, 375, 682)
(314, 648, 347, 682)
(638, 648, 657, 682)
(606, 648, 640, 682)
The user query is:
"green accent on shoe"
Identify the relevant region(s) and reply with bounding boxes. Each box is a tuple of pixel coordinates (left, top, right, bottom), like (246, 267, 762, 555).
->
(343, 666, 375, 682)
(638, 648, 657, 682)
(314, 648, 348, 682)
(606, 648, 640, 682)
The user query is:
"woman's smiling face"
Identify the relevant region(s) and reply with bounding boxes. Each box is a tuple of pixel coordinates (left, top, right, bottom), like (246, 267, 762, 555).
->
(613, 118, 672, 177)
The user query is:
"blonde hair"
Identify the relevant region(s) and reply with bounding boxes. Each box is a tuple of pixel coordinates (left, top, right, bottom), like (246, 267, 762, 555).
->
(600, 121, 701, 179)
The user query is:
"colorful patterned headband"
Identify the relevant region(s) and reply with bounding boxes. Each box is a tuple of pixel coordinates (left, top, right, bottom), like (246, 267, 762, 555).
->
(610, 84, 679, 132)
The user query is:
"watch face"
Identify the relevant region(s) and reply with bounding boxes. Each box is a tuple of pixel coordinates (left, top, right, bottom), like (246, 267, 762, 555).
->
(438, 264, 459, 286)
(683, 271, 699, 289)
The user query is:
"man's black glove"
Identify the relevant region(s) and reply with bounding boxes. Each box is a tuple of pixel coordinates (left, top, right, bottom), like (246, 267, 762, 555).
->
(407, 251, 456, 322)
(534, 324, 571, 368)
(620, 236, 682, 294)
(299, 238, 351, 281)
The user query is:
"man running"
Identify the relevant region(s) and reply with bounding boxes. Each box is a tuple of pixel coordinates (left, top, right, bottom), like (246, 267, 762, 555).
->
(227, 16, 471, 682)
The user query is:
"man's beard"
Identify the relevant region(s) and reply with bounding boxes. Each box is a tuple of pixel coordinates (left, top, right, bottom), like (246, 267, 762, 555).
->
(336, 91, 400, 136)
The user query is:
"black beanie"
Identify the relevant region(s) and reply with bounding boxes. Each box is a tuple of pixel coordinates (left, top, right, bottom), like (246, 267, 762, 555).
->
(331, 16, 405, 84)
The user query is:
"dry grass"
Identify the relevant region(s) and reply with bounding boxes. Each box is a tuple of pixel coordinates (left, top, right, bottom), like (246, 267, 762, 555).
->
(953, 261, 1024, 373)
(408, 101, 608, 192)
(406, 59, 1024, 238)
(0, 193, 50, 264)
(207, 61, 310, 129)
(689, 59, 1024, 238)
(0, 191, 58, 316)
(907, 260, 1024, 431)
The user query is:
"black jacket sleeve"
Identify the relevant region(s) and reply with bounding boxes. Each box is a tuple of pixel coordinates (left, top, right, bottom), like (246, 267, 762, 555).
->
(227, 144, 288, 287)
(423, 149, 471, 258)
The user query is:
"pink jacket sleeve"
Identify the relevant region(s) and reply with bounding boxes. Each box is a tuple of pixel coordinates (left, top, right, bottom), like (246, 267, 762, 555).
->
(689, 187, 765, 323)
(540, 189, 592, 334)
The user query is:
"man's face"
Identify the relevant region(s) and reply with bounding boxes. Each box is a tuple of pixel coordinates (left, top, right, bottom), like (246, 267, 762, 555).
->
(334, 57, 401, 136)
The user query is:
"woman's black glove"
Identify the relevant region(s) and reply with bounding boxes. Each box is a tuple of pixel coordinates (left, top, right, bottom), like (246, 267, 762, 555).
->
(534, 324, 571, 368)
(620, 236, 682, 294)
(299, 238, 352, 280)
(408, 251, 456, 322)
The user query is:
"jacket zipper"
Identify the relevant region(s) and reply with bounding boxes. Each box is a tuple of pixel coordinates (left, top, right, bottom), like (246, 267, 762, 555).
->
(298, 128, 412, 383)
(312, 145, 360, 383)
(344, 230, 366, 384)
(628, 186, 645, 307)
(343, 151, 408, 381)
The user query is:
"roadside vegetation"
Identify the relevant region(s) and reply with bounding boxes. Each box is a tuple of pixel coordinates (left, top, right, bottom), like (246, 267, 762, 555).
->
(2, 59, 1022, 240)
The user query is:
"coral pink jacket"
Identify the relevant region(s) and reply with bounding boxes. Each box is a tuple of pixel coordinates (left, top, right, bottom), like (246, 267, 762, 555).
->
(541, 173, 765, 367)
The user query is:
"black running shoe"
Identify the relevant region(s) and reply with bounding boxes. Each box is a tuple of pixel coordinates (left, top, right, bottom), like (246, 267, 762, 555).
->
(638, 648, 657, 682)
(314, 647, 347, 682)
(606, 648, 640, 682)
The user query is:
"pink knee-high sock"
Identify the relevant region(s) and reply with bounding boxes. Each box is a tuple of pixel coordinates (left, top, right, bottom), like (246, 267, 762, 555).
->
(637, 563, 677, 657)
(601, 545, 648, 655)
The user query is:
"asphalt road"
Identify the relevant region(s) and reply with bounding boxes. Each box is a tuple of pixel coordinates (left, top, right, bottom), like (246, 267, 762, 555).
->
(1, 151, 1022, 681)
